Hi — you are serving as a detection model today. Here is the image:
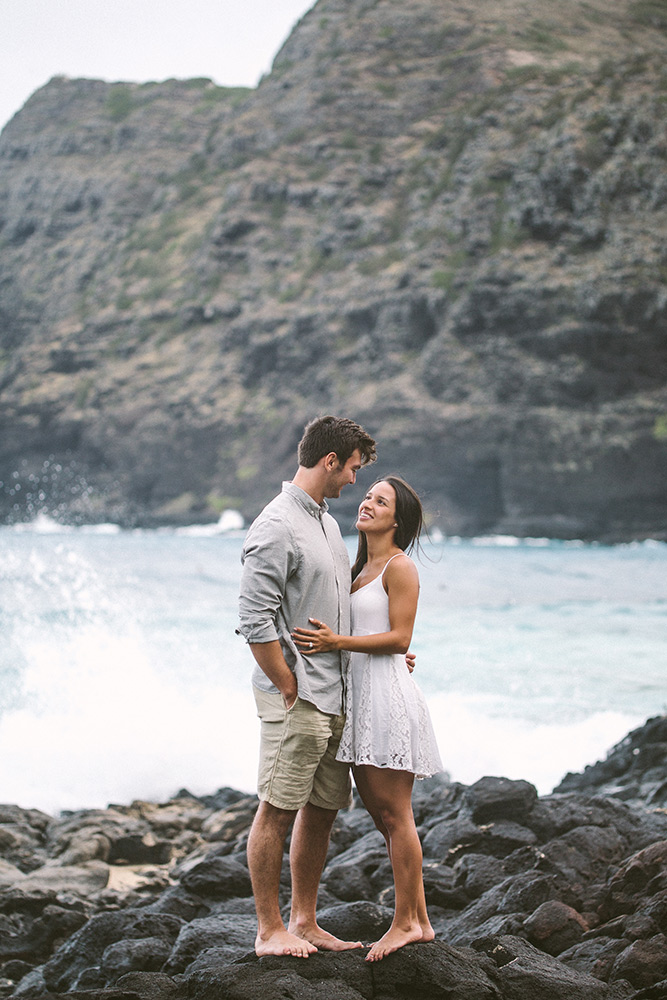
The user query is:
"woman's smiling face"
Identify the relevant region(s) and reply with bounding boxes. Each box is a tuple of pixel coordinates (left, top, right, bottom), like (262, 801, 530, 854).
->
(356, 481, 397, 535)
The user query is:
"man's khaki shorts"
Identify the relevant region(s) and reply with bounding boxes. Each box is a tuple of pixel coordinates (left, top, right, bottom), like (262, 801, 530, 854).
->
(253, 686, 352, 812)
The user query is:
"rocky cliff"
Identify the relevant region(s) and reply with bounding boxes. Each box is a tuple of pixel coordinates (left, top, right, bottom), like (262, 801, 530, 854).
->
(1, 0, 666, 537)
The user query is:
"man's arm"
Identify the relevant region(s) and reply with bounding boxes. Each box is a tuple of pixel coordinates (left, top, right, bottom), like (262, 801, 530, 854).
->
(239, 513, 300, 703)
(249, 641, 298, 709)
(238, 514, 296, 642)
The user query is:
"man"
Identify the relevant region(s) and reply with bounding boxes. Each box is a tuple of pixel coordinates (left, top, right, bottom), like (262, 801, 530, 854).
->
(237, 415, 377, 958)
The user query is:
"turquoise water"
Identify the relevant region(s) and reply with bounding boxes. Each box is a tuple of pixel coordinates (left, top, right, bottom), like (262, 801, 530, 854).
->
(1, 521, 665, 813)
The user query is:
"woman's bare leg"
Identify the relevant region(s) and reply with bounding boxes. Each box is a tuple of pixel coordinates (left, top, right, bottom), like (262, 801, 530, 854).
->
(352, 765, 434, 960)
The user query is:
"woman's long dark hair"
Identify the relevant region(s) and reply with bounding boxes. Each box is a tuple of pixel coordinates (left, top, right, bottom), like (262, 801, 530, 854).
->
(351, 475, 424, 581)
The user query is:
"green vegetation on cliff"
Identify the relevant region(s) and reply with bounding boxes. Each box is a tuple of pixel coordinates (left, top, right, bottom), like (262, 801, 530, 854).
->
(0, 0, 665, 538)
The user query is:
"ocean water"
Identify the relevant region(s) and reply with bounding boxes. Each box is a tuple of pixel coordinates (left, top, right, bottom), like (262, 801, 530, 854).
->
(1, 519, 665, 815)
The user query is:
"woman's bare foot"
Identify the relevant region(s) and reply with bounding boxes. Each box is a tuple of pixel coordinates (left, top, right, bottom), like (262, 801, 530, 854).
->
(255, 928, 317, 958)
(365, 922, 423, 962)
(288, 920, 363, 951)
(419, 922, 435, 943)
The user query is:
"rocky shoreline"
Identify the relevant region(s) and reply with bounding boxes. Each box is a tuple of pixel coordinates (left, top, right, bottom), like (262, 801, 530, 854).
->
(1, 716, 666, 1000)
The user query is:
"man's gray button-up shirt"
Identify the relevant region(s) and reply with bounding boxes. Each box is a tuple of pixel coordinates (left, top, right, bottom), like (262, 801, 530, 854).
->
(238, 482, 351, 716)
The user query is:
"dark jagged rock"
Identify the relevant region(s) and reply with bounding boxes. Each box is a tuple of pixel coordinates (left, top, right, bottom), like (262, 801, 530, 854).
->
(41, 912, 184, 993)
(0, 808, 52, 874)
(176, 946, 502, 1000)
(178, 856, 252, 901)
(1, 718, 667, 998)
(317, 900, 393, 942)
(320, 831, 388, 903)
(1, 0, 666, 540)
(163, 914, 257, 974)
(464, 777, 539, 825)
(523, 899, 588, 955)
(472, 935, 634, 999)
(598, 841, 667, 923)
(611, 936, 667, 991)
(556, 716, 667, 808)
(0, 897, 87, 964)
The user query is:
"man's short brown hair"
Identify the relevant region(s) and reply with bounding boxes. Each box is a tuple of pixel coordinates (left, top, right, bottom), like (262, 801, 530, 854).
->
(297, 415, 377, 469)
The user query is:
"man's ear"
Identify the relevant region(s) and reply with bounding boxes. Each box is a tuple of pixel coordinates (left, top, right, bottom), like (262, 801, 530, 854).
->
(323, 451, 339, 471)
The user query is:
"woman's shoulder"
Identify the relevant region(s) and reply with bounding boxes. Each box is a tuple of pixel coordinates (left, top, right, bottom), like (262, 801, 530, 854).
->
(383, 551, 419, 586)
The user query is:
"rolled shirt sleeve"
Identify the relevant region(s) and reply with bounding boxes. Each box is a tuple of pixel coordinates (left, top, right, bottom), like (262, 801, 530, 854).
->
(237, 483, 351, 716)
(238, 514, 298, 645)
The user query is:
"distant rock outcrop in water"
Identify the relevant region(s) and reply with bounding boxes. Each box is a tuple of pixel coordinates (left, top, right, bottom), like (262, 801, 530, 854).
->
(1, 0, 666, 538)
(1, 716, 667, 998)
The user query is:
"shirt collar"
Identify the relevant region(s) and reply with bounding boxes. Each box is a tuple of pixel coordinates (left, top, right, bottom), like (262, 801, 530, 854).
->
(282, 481, 328, 519)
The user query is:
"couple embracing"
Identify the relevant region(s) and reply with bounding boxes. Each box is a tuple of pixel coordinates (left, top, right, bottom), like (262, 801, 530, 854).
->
(237, 416, 443, 961)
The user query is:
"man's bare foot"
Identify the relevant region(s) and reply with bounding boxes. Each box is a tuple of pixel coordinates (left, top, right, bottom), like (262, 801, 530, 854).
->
(288, 921, 363, 952)
(255, 928, 317, 958)
(365, 922, 423, 962)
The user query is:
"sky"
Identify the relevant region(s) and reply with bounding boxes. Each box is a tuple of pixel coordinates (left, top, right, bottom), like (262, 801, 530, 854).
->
(0, 0, 316, 132)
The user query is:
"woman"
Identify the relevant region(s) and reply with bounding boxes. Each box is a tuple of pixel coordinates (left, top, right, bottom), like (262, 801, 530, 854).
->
(292, 476, 443, 961)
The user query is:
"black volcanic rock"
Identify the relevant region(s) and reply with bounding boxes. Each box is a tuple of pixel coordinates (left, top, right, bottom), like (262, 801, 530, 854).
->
(463, 776, 539, 824)
(0, 0, 666, 538)
(555, 716, 667, 808)
(1, 718, 667, 998)
(179, 855, 252, 900)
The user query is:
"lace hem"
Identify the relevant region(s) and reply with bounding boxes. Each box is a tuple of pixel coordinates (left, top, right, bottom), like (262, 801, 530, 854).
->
(337, 655, 442, 777)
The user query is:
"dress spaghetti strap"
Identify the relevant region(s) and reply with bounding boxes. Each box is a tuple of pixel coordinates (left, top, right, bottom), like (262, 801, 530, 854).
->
(380, 552, 405, 581)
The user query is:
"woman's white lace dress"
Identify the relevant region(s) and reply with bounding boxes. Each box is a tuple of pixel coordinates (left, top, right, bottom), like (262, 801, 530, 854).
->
(336, 556, 443, 778)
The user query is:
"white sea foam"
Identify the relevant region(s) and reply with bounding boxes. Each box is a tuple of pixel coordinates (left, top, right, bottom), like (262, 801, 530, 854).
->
(0, 623, 258, 814)
(426, 695, 642, 795)
(78, 523, 122, 535)
(0, 659, 641, 814)
(1, 529, 664, 815)
(175, 509, 245, 537)
(11, 513, 73, 534)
